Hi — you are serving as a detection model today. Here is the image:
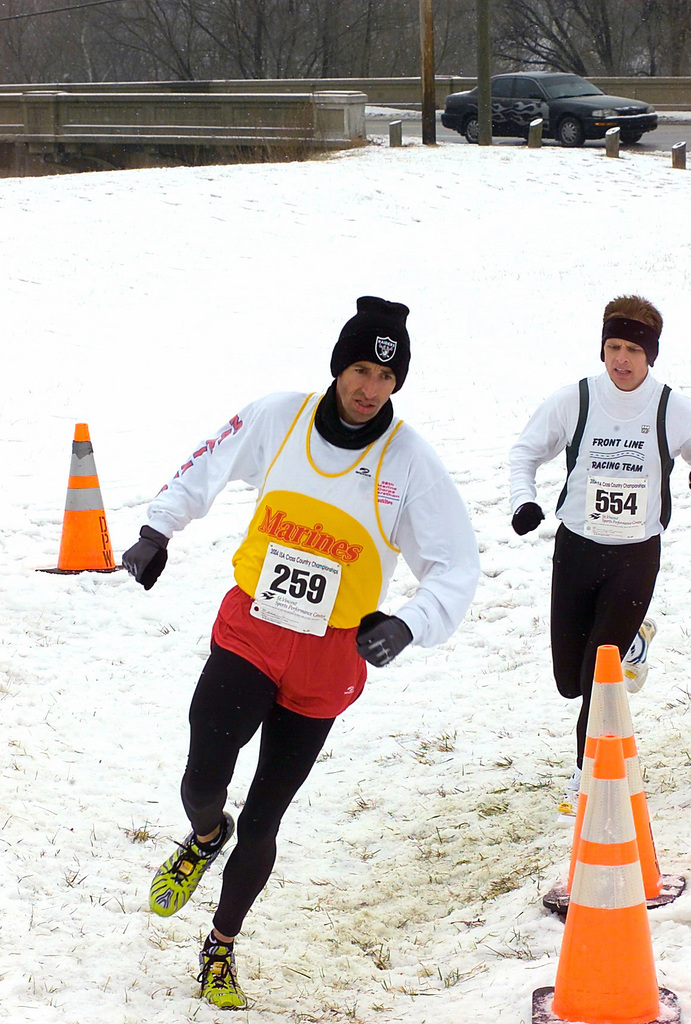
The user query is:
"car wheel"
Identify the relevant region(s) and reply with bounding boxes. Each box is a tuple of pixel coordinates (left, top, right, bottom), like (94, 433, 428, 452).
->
(621, 132, 643, 145)
(463, 114, 479, 144)
(557, 116, 585, 148)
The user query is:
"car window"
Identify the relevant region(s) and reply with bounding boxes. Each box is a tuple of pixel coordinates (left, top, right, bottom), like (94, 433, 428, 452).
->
(513, 78, 543, 100)
(491, 78, 514, 98)
(542, 75, 603, 99)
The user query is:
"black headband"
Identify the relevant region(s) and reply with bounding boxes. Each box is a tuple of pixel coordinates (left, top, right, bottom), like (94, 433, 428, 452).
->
(601, 316, 660, 366)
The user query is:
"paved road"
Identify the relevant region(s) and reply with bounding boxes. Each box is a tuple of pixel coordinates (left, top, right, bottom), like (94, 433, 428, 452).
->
(367, 114, 688, 154)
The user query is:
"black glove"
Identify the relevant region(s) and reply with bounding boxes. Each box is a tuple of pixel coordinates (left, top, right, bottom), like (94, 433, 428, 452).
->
(356, 611, 413, 668)
(511, 502, 545, 536)
(122, 525, 169, 590)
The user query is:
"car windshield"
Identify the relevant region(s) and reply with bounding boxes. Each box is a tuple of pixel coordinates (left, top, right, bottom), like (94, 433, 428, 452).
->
(542, 76, 603, 100)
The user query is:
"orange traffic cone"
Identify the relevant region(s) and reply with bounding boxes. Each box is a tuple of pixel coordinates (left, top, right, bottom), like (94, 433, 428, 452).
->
(41, 423, 119, 574)
(532, 734, 680, 1024)
(569, 646, 660, 898)
(543, 645, 685, 915)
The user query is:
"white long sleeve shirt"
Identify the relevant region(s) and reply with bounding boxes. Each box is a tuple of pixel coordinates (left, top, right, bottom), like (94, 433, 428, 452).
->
(510, 371, 691, 543)
(147, 391, 480, 648)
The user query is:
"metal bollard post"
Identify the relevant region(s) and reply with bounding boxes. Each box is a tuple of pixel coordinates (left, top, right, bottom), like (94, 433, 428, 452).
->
(605, 126, 620, 158)
(672, 141, 687, 170)
(389, 120, 402, 147)
(528, 117, 543, 149)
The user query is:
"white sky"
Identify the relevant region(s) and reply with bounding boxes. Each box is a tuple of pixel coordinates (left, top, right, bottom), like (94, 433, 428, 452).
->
(1, 128, 690, 1024)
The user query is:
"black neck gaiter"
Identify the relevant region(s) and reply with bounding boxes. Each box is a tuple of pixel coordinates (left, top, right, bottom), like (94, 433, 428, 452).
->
(314, 381, 394, 450)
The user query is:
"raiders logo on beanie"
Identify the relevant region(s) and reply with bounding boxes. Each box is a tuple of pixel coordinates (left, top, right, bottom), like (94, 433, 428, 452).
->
(330, 296, 411, 392)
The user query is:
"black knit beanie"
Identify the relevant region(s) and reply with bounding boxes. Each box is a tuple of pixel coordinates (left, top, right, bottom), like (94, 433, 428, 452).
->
(330, 296, 411, 392)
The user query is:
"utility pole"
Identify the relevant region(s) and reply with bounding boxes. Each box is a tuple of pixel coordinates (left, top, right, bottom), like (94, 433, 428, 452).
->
(420, 0, 436, 145)
(477, 0, 492, 146)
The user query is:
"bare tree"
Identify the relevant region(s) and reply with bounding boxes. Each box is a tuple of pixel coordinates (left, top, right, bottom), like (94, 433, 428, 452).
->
(495, 0, 598, 74)
(434, 0, 477, 74)
(0, 0, 75, 81)
(494, 0, 691, 76)
(1, 0, 685, 85)
(640, 0, 691, 75)
(95, 0, 210, 79)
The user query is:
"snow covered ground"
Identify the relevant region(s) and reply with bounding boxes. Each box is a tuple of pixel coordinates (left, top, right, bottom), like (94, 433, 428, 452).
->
(1, 134, 690, 1024)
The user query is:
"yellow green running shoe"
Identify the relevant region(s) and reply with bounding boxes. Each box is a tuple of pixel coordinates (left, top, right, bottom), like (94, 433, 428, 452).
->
(149, 812, 234, 918)
(198, 934, 247, 1010)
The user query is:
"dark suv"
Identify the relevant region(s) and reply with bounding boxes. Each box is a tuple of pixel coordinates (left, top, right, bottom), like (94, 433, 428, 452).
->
(441, 72, 657, 147)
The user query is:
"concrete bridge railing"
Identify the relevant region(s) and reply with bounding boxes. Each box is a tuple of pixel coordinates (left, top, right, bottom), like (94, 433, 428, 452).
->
(0, 89, 366, 145)
(0, 88, 366, 174)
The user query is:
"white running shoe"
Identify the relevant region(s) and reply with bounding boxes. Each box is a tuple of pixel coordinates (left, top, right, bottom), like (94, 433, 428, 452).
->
(556, 766, 582, 826)
(623, 618, 657, 694)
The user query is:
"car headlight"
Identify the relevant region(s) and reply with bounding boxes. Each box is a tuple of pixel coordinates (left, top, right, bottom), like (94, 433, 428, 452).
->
(591, 108, 619, 117)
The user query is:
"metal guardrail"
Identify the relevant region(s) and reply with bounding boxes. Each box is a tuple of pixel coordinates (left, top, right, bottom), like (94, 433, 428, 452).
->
(237, 75, 691, 109)
(0, 76, 461, 108)
(1, 76, 690, 109)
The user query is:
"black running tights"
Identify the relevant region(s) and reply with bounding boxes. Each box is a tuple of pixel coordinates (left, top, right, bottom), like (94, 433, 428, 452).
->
(550, 525, 660, 769)
(180, 643, 335, 938)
